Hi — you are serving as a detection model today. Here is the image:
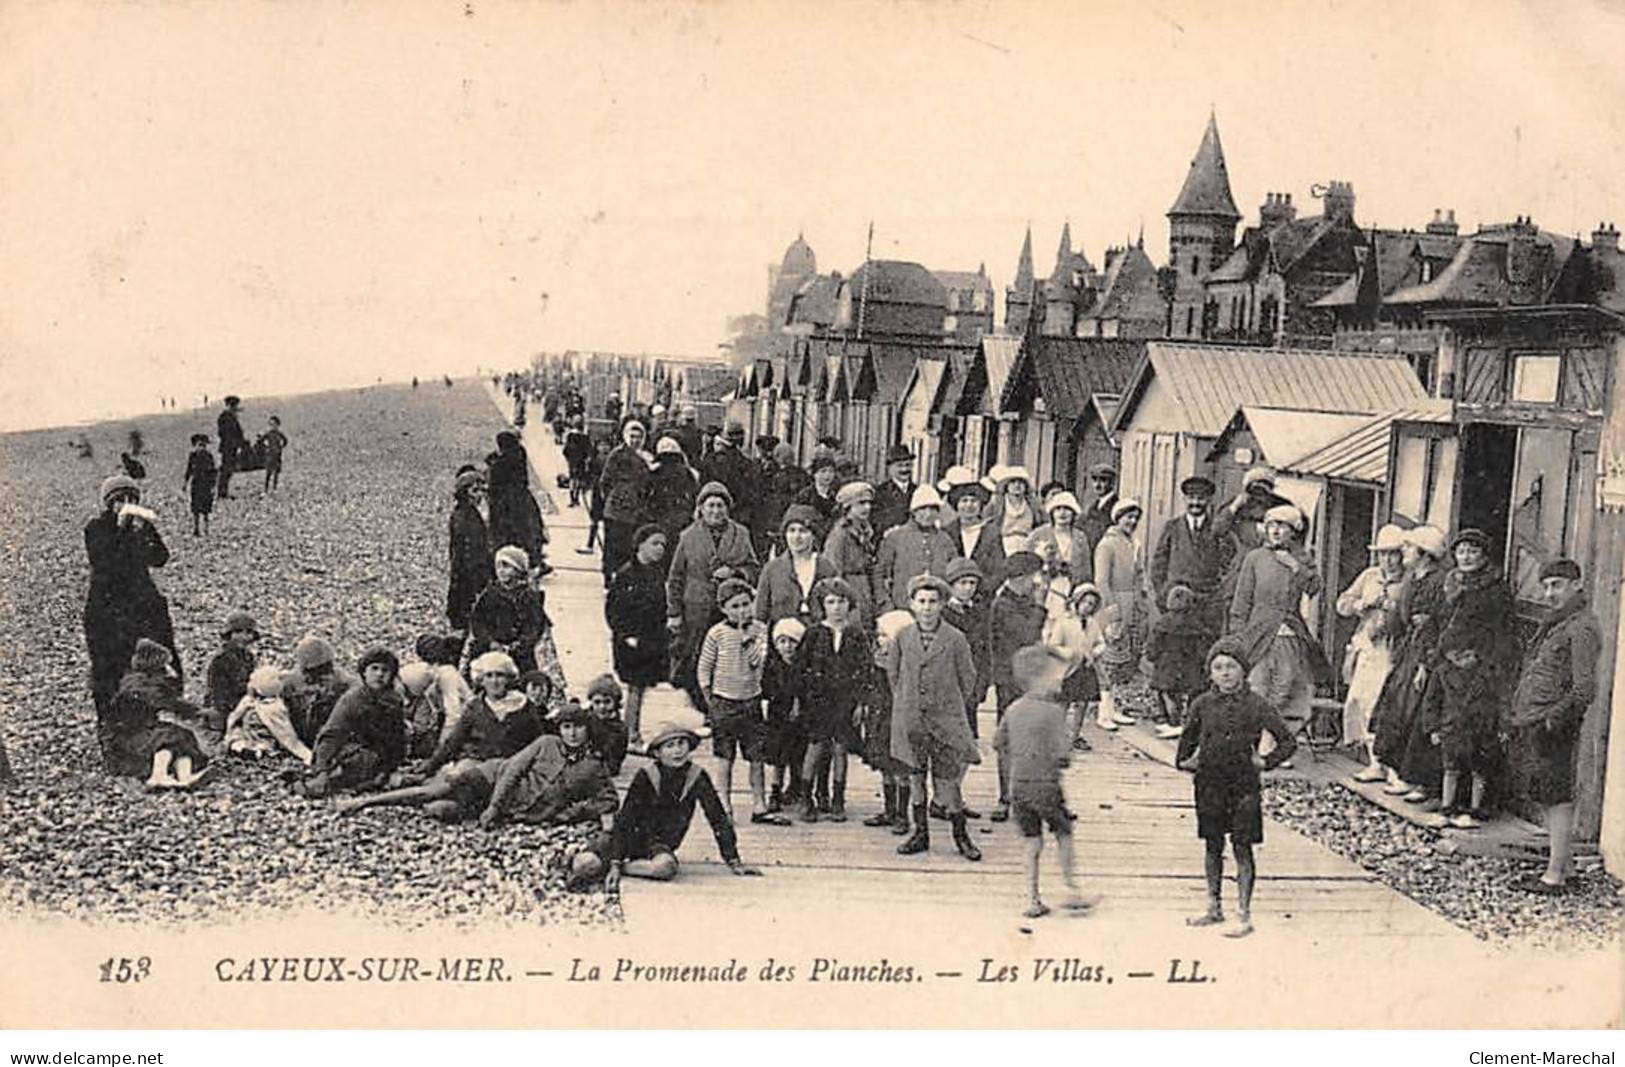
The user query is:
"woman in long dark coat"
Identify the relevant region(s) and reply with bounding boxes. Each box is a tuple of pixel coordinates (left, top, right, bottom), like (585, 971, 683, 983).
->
(598, 418, 653, 580)
(1395, 528, 1518, 806)
(1370, 525, 1448, 792)
(84, 475, 180, 720)
(485, 432, 546, 569)
(605, 524, 671, 744)
(447, 470, 492, 633)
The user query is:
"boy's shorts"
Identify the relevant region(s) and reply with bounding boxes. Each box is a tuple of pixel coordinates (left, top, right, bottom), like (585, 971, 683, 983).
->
(1011, 782, 1071, 838)
(710, 695, 766, 762)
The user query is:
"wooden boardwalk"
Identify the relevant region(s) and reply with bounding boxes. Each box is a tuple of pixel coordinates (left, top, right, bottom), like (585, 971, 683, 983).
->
(505, 397, 1468, 951)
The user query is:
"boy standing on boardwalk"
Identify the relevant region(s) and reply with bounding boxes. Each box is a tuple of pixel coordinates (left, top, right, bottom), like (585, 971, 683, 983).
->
(1176, 637, 1297, 939)
(995, 644, 1101, 919)
(698, 578, 785, 826)
(884, 573, 983, 862)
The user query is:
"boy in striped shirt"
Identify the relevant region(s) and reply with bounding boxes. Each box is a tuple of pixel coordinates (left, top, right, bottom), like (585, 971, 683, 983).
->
(698, 578, 786, 826)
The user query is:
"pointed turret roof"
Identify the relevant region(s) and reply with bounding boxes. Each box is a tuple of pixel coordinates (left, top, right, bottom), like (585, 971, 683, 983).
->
(1055, 221, 1074, 272)
(1012, 226, 1034, 289)
(1168, 113, 1241, 221)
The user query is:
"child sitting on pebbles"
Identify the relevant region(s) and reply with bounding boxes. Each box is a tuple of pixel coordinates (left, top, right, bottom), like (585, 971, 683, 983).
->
(582, 674, 630, 775)
(294, 647, 406, 799)
(478, 703, 621, 888)
(414, 633, 474, 744)
(341, 703, 615, 842)
(224, 665, 313, 764)
(204, 610, 260, 737)
(1175, 638, 1297, 939)
(600, 706, 762, 892)
(103, 638, 212, 789)
(408, 652, 546, 782)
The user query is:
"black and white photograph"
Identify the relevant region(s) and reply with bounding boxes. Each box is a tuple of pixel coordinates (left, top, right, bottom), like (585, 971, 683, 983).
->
(0, 0, 1621, 1042)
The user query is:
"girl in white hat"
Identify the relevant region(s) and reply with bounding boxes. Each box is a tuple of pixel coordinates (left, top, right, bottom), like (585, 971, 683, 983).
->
(1336, 524, 1408, 780)
(1028, 490, 1090, 613)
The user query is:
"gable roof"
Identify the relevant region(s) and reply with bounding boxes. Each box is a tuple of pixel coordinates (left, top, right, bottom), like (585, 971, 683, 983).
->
(935, 346, 973, 416)
(1168, 113, 1241, 220)
(1284, 399, 1455, 484)
(902, 357, 947, 414)
(1207, 406, 1373, 467)
(1112, 343, 1428, 437)
(1314, 230, 1434, 308)
(954, 334, 1011, 417)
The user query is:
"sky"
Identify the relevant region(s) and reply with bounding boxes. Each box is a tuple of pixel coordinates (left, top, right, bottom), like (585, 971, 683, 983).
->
(2, 0, 1623, 431)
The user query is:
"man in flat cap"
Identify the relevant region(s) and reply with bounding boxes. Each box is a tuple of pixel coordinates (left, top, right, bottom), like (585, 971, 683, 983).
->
(1079, 463, 1120, 556)
(701, 423, 757, 536)
(1507, 558, 1600, 895)
(1151, 475, 1236, 638)
(871, 443, 919, 538)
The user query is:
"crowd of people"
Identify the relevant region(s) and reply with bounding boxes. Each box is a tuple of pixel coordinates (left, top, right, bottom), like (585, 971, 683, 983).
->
(74, 376, 1599, 929)
(542, 387, 1598, 911)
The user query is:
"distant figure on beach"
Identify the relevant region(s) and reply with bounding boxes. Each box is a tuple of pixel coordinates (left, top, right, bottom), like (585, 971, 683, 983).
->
(182, 434, 217, 536)
(259, 415, 288, 492)
(216, 396, 246, 500)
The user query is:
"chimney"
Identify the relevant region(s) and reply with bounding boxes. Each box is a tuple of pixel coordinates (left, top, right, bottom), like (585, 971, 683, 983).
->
(1505, 217, 1548, 305)
(1593, 222, 1620, 253)
(1324, 181, 1356, 226)
(1259, 192, 1296, 228)
(1426, 208, 1459, 237)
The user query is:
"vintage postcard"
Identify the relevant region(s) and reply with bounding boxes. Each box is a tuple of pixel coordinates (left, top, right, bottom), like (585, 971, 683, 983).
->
(0, 0, 1621, 1032)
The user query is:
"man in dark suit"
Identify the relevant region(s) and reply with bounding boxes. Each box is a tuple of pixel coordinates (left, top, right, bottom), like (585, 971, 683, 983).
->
(870, 444, 918, 537)
(1079, 463, 1119, 554)
(1150, 476, 1235, 634)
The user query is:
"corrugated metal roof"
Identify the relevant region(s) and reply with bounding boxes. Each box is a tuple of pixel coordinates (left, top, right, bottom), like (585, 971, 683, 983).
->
(1284, 399, 1454, 484)
(1215, 407, 1372, 467)
(1115, 343, 1428, 437)
(982, 334, 1022, 416)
